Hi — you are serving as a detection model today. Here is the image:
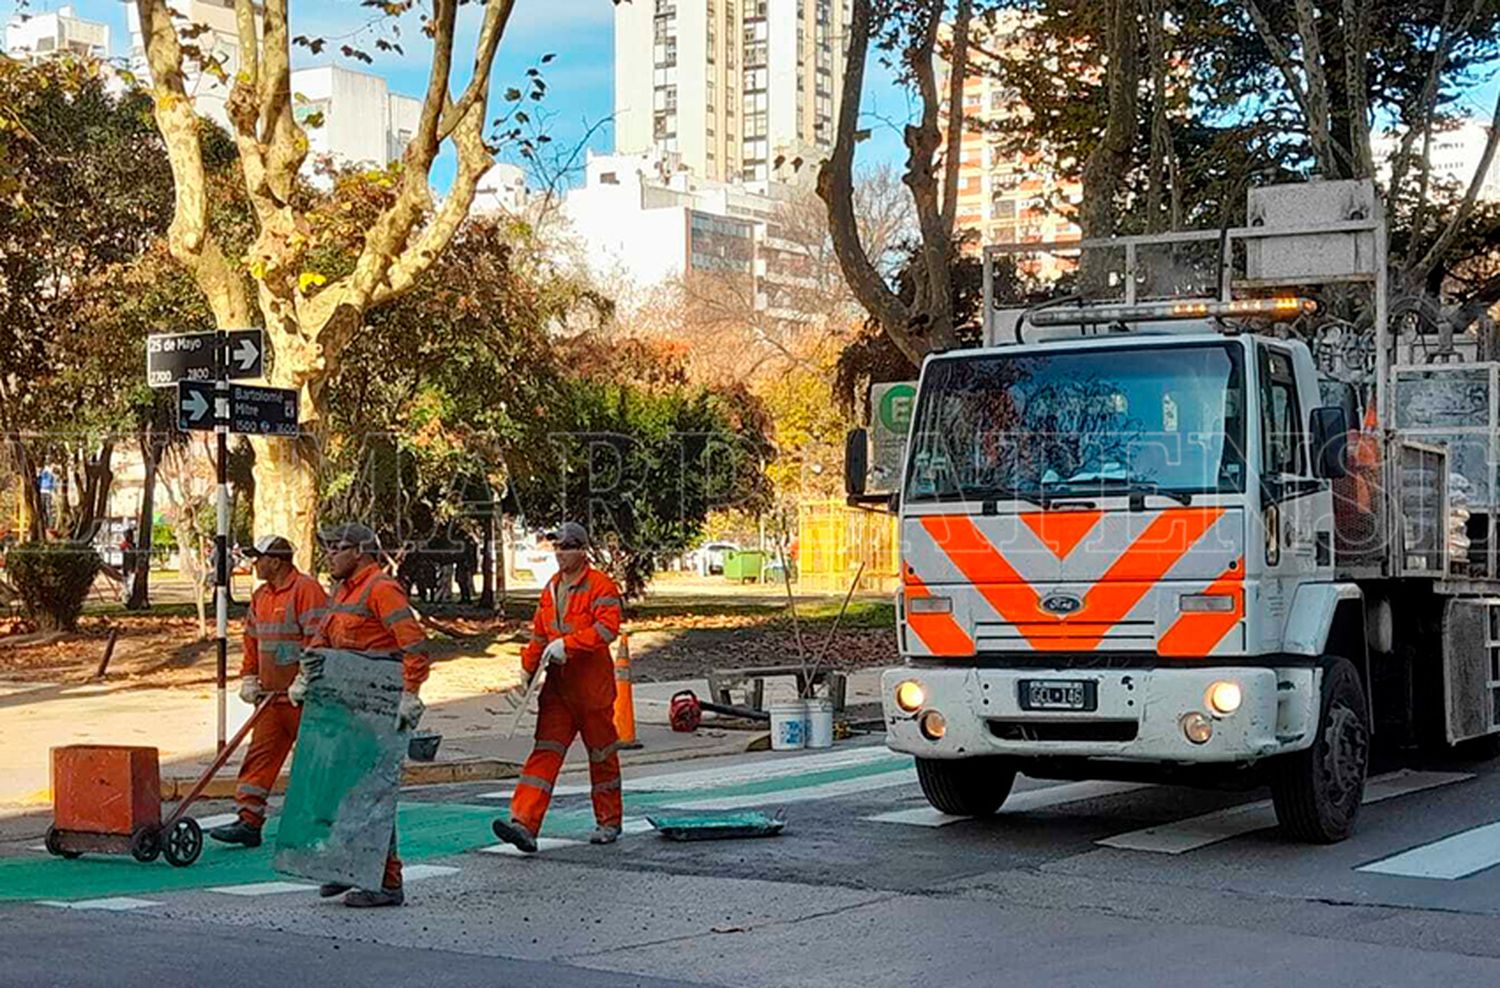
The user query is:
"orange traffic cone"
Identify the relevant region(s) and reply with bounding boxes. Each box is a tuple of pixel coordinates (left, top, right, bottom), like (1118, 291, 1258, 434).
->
(613, 633, 644, 750)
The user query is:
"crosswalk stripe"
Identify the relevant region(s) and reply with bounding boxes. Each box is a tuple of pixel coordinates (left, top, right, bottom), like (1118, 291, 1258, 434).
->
(38, 897, 161, 911)
(622, 818, 655, 835)
(401, 864, 460, 881)
(479, 837, 580, 856)
(1097, 769, 1474, 854)
(197, 813, 240, 829)
(474, 746, 900, 802)
(867, 780, 1152, 827)
(1357, 821, 1500, 880)
(661, 768, 919, 810)
(208, 881, 317, 896)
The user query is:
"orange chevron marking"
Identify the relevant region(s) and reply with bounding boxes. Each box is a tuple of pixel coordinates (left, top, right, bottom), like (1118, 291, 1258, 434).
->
(1019, 510, 1103, 560)
(1157, 561, 1246, 657)
(902, 570, 975, 657)
(919, 508, 1228, 652)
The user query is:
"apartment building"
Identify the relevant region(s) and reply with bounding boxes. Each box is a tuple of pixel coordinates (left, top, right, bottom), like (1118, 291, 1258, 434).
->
(614, 0, 848, 185)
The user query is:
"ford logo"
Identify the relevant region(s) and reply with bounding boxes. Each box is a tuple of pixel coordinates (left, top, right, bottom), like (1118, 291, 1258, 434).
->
(1041, 592, 1083, 615)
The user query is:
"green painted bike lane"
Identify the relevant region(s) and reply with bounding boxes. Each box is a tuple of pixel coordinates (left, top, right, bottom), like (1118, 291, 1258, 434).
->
(0, 754, 913, 903)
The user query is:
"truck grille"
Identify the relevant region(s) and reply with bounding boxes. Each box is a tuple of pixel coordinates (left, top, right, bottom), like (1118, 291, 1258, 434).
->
(988, 719, 1139, 743)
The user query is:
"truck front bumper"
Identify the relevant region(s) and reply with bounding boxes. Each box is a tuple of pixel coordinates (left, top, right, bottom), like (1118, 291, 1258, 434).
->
(882, 665, 1321, 763)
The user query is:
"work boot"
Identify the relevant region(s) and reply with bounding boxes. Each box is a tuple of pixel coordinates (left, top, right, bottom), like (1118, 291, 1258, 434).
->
(208, 820, 262, 848)
(318, 883, 352, 898)
(491, 818, 538, 853)
(589, 824, 622, 845)
(344, 886, 404, 908)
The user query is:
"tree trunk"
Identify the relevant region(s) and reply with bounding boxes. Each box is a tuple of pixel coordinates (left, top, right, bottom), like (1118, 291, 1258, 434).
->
(128, 425, 164, 610)
(1078, 0, 1140, 289)
(480, 501, 496, 611)
(251, 431, 321, 572)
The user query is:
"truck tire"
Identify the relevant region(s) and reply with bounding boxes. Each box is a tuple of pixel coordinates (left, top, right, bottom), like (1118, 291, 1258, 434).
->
(916, 757, 1016, 816)
(1271, 656, 1369, 843)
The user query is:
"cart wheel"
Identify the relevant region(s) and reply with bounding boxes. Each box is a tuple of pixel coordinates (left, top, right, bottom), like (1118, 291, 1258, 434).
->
(45, 826, 81, 860)
(129, 825, 161, 863)
(162, 818, 202, 867)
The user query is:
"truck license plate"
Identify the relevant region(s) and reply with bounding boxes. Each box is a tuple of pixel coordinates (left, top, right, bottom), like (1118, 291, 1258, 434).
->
(1019, 679, 1097, 711)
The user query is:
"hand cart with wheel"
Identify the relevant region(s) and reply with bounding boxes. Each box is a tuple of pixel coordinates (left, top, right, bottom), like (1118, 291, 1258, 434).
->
(45, 693, 280, 868)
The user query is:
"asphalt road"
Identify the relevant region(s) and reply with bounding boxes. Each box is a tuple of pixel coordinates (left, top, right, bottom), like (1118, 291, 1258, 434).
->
(6, 739, 1500, 987)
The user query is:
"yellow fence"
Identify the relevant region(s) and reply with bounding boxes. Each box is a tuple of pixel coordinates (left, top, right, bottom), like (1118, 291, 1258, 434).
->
(797, 499, 900, 594)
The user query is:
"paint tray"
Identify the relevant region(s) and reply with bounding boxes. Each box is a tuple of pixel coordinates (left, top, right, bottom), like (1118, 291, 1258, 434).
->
(646, 809, 786, 841)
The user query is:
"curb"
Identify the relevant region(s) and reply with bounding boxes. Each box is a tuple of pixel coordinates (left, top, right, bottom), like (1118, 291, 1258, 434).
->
(151, 733, 771, 801)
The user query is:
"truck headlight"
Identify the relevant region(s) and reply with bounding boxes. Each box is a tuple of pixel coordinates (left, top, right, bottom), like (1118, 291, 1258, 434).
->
(1206, 680, 1242, 716)
(1180, 712, 1213, 744)
(894, 680, 925, 713)
(919, 709, 947, 740)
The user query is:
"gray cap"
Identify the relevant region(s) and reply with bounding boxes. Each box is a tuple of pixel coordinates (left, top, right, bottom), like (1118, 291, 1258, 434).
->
(547, 522, 590, 548)
(241, 534, 294, 559)
(318, 522, 381, 554)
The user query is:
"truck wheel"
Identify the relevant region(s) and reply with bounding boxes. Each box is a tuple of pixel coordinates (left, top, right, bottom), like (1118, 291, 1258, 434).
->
(916, 757, 1016, 816)
(1271, 656, 1369, 843)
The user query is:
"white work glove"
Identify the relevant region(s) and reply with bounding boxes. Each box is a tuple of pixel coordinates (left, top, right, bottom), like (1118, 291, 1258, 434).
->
(287, 672, 308, 707)
(397, 691, 425, 731)
(239, 675, 261, 705)
(542, 638, 568, 667)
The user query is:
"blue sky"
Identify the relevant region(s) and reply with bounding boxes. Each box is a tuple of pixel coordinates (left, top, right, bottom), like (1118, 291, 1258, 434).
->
(18, 2, 1497, 191)
(44, 0, 916, 189)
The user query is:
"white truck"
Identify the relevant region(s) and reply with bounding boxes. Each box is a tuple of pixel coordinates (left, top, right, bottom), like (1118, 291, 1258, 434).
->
(846, 180, 1500, 842)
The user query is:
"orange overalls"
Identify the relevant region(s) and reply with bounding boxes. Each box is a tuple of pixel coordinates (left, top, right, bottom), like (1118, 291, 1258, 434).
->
(512, 565, 625, 835)
(236, 568, 327, 829)
(308, 561, 429, 889)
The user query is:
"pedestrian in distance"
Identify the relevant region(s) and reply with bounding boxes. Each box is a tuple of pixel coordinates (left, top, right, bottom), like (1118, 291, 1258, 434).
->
(209, 536, 327, 849)
(491, 522, 626, 853)
(296, 523, 429, 907)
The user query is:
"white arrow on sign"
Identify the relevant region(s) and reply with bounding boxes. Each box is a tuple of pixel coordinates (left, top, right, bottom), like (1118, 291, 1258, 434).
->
(233, 337, 260, 372)
(182, 388, 210, 423)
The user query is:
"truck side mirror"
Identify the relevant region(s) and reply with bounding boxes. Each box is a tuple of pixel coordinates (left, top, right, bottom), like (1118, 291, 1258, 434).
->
(844, 428, 869, 497)
(1310, 405, 1349, 480)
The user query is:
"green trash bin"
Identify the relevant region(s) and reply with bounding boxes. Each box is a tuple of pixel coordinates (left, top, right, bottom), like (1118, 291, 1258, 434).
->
(722, 549, 765, 583)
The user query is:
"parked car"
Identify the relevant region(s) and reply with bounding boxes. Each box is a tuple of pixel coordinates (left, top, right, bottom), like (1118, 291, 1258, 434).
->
(692, 541, 739, 576)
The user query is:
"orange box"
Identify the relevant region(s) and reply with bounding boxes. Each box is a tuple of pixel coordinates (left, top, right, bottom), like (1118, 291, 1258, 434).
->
(51, 745, 161, 835)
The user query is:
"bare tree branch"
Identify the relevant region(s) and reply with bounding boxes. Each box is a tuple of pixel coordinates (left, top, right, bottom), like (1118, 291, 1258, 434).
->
(439, 0, 515, 140)
(817, 0, 913, 360)
(1410, 86, 1500, 281)
(939, 0, 972, 233)
(1388, 0, 1465, 207)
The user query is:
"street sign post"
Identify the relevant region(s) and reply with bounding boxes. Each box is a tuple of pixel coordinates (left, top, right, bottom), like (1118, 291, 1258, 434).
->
(147, 329, 263, 387)
(153, 328, 295, 752)
(178, 381, 299, 436)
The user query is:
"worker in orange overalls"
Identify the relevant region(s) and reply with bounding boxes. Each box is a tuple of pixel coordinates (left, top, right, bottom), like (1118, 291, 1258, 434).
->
(209, 535, 327, 849)
(491, 522, 625, 853)
(295, 522, 428, 908)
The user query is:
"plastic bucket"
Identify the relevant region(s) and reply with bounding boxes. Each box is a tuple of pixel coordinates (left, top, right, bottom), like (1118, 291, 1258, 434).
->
(770, 701, 807, 750)
(804, 699, 834, 749)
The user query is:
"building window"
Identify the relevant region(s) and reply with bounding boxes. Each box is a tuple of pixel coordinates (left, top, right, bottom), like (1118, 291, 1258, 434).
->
(601, 172, 619, 185)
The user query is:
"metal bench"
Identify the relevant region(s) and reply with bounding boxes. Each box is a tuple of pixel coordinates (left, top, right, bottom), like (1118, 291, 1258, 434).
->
(706, 666, 848, 713)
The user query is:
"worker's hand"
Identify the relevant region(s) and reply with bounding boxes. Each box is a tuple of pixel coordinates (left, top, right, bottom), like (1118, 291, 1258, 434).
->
(238, 675, 261, 705)
(396, 691, 425, 731)
(542, 638, 568, 667)
(299, 649, 325, 682)
(287, 672, 308, 707)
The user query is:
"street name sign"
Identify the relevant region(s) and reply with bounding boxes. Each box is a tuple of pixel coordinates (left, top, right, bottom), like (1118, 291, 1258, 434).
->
(148, 329, 264, 387)
(178, 381, 299, 436)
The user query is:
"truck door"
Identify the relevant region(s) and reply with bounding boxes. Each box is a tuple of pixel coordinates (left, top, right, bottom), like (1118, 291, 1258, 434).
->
(1254, 344, 1324, 650)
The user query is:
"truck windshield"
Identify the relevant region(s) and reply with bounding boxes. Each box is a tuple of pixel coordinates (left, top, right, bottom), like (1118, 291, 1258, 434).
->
(904, 342, 1246, 503)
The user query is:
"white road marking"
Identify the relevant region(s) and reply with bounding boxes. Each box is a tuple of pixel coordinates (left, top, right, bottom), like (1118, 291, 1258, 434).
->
(401, 864, 460, 881)
(208, 881, 317, 896)
(197, 813, 239, 829)
(1097, 769, 1474, 854)
(661, 769, 919, 810)
(622, 818, 655, 835)
(474, 746, 903, 802)
(38, 897, 162, 911)
(478, 838, 581, 856)
(866, 781, 1152, 827)
(1358, 821, 1500, 880)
